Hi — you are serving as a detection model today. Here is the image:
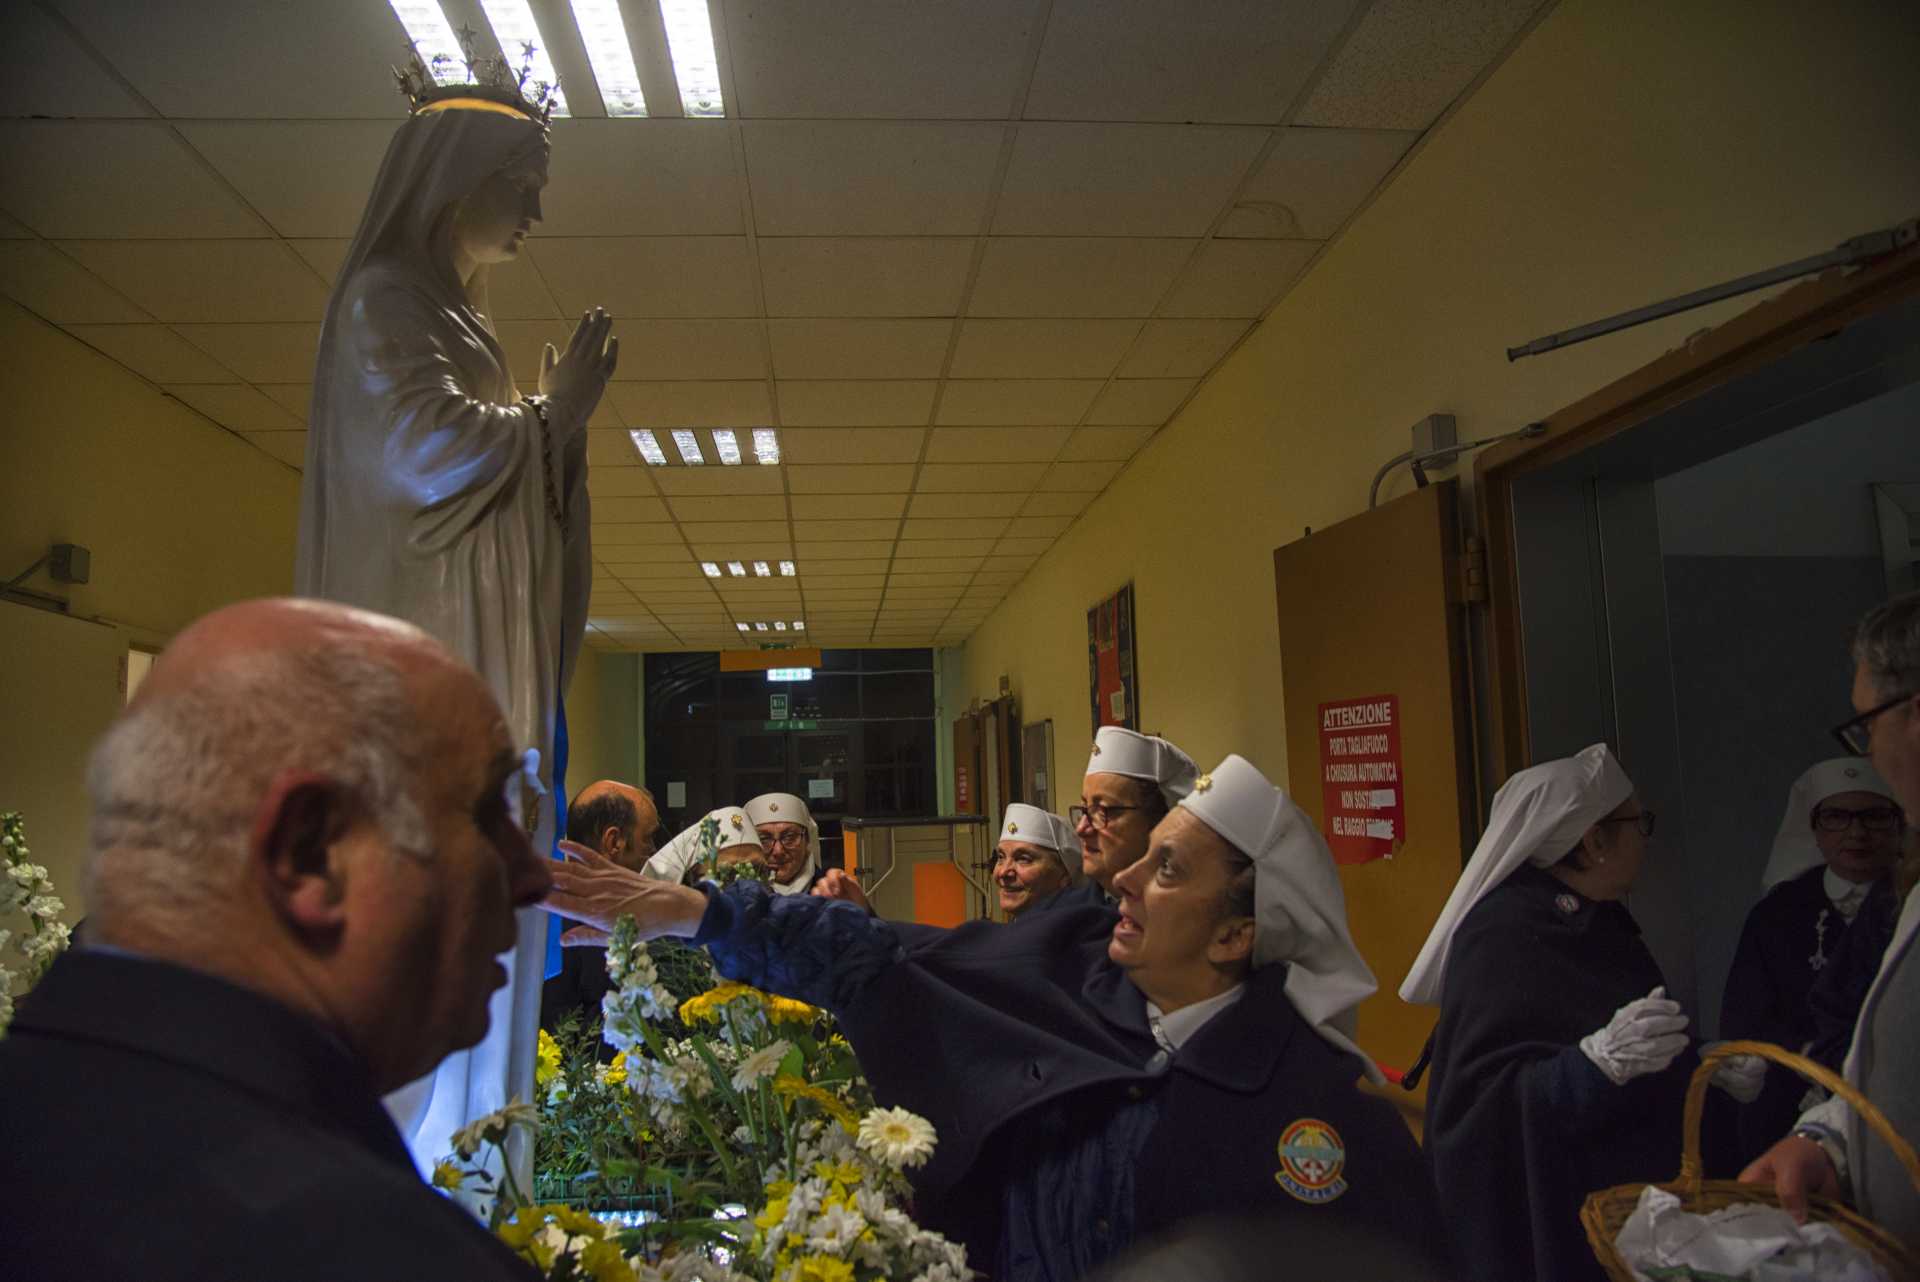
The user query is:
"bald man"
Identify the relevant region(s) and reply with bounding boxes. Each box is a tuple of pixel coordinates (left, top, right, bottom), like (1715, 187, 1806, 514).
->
(541, 779, 660, 1039)
(0, 599, 549, 1281)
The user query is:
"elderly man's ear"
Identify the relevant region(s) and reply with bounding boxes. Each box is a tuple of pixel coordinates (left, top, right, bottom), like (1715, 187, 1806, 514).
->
(251, 771, 356, 935)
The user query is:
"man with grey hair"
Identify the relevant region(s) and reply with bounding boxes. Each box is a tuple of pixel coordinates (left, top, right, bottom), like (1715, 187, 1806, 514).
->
(0, 598, 550, 1281)
(1741, 590, 1920, 1244)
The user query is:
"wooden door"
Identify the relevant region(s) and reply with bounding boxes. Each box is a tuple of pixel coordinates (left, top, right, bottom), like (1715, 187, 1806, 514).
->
(951, 712, 981, 815)
(1272, 479, 1476, 1093)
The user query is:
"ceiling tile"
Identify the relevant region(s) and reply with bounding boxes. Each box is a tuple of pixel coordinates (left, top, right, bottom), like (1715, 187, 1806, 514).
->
(484, 255, 563, 320)
(609, 381, 772, 427)
(768, 319, 952, 379)
(632, 588, 723, 604)
(983, 554, 1039, 571)
(968, 237, 1194, 318)
(924, 427, 1072, 463)
(0, 211, 32, 237)
(781, 428, 924, 466)
(1084, 378, 1196, 424)
(169, 323, 318, 383)
(994, 124, 1266, 237)
(885, 556, 983, 573)
(675, 519, 791, 542)
(970, 570, 1028, 585)
(60, 240, 327, 323)
(530, 237, 758, 317)
(256, 384, 311, 418)
(587, 470, 662, 498)
(1296, 0, 1543, 130)
(993, 537, 1058, 557)
(908, 493, 1027, 518)
(897, 538, 1000, 557)
(164, 383, 300, 430)
(725, 0, 1042, 118)
(239, 430, 306, 469)
(884, 584, 967, 598)
(916, 462, 1047, 492)
(789, 493, 909, 519)
(0, 241, 145, 322)
(487, 322, 569, 385)
(690, 546, 793, 565)
(1021, 491, 1094, 516)
(615, 564, 706, 582)
(803, 575, 887, 590)
(179, 121, 394, 238)
(801, 558, 892, 575)
(594, 524, 689, 546)
(1024, 0, 1359, 124)
(901, 516, 1010, 539)
(588, 430, 645, 467)
(949, 320, 1140, 379)
(786, 463, 920, 496)
(670, 494, 786, 523)
(743, 122, 1005, 236)
(65, 324, 237, 383)
(1160, 239, 1320, 317)
(1116, 319, 1250, 378)
(1219, 128, 1419, 238)
(1059, 425, 1156, 461)
(0, 122, 265, 238)
(0, 5, 147, 117)
(1007, 514, 1075, 538)
(798, 540, 896, 560)
(594, 496, 673, 523)
(760, 238, 975, 317)
(1040, 460, 1123, 491)
(795, 521, 902, 546)
(602, 320, 767, 380)
(651, 466, 786, 497)
(937, 379, 1103, 425)
(286, 239, 347, 282)
(540, 121, 743, 235)
(777, 380, 937, 426)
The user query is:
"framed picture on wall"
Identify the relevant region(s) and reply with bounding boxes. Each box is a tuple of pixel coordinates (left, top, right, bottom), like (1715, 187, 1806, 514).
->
(1087, 583, 1138, 735)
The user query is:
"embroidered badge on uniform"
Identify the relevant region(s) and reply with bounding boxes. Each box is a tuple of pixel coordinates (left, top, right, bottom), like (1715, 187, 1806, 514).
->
(1555, 893, 1580, 915)
(1274, 1118, 1348, 1204)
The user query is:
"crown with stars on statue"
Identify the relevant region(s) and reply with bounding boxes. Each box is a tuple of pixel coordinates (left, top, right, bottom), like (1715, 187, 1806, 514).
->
(393, 24, 559, 124)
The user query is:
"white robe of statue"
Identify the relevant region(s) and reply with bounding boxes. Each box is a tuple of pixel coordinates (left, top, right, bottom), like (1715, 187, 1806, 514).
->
(293, 97, 611, 1185)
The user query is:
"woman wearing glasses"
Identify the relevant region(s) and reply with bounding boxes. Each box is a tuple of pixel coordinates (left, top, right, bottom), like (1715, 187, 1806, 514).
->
(1400, 744, 1756, 1282)
(1721, 758, 1904, 1158)
(745, 792, 824, 896)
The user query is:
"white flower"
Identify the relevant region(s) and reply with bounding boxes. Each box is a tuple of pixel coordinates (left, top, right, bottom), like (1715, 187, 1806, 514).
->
(805, 1201, 867, 1255)
(9, 863, 45, 887)
(0, 928, 11, 953)
(729, 1038, 790, 1092)
(857, 1106, 937, 1170)
(22, 925, 68, 965)
(0, 983, 13, 1035)
(447, 1099, 537, 1158)
(23, 895, 63, 921)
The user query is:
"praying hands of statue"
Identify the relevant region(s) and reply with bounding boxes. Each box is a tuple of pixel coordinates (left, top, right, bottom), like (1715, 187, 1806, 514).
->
(539, 308, 619, 432)
(541, 838, 707, 944)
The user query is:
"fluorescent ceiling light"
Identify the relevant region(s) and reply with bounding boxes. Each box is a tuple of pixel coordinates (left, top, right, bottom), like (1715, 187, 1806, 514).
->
(388, 1, 468, 80)
(660, 0, 724, 117)
(701, 561, 721, 577)
(736, 621, 750, 632)
(792, 620, 805, 631)
(766, 667, 813, 682)
(752, 561, 770, 577)
(628, 429, 667, 465)
(711, 428, 742, 465)
(753, 621, 769, 632)
(778, 560, 795, 577)
(751, 428, 780, 465)
(566, 0, 646, 116)
(475, 0, 570, 115)
(726, 561, 746, 577)
(772, 620, 787, 631)
(671, 429, 705, 465)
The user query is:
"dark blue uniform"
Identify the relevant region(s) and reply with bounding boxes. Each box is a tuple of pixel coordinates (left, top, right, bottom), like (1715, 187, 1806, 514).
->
(694, 882, 1441, 1280)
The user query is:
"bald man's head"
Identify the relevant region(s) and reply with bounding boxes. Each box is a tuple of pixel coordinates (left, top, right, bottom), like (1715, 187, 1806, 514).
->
(566, 779, 659, 871)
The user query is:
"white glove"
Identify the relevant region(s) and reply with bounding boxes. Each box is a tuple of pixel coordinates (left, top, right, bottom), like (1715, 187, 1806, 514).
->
(1579, 986, 1691, 1085)
(1702, 1042, 1766, 1103)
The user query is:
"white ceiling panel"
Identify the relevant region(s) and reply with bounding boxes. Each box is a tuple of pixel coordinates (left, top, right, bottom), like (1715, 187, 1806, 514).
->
(1159, 239, 1320, 317)
(256, 384, 311, 418)
(759, 237, 975, 318)
(1059, 425, 1156, 461)
(488, 319, 568, 379)
(587, 470, 663, 497)
(0, 241, 145, 322)
(536, 121, 744, 236)
(798, 540, 895, 560)
(897, 538, 1000, 558)
(171, 322, 320, 383)
(788, 493, 909, 519)
(66, 324, 237, 383)
(936, 378, 1103, 425)
(991, 538, 1059, 558)
(593, 524, 688, 546)
(1084, 378, 1195, 424)
(968, 237, 1194, 317)
(531, 237, 758, 317)
(915, 462, 1048, 492)
(777, 379, 937, 427)
(669, 493, 785, 523)
(767, 319, 952, 379)
(686, 538, 791, 559)
(1040, 460, 1123, 491)
(608, 380, 772, 427)
(286, 239, 348, 282)
(725, 0, 1042, 119)
(795, 519, 901, 541)
(0, 122, 265, 238)
(1297, 0, 1544, 130)
(650, 466, 786, 496)
(594, 496, 674, 523)
(1218, 128, 1419, 239)
(1116, 319, 1250, 378)
(164, 383, 301, 430)
(1021, 491, 1094, 516)
(0, 211, 31, 237)
(483, 255, 563, 319)
(949, 319, 1140, 379)
(743, 122, 1005, 236)
(603, 320, 767, 380)
(780, 428, 925, 465)
(1, 6, 143, 116)
(924, 426, 1072, 463)
(1007, 515, 1076, 538)
(802, 559, 891, 575)
(239, 430, 307, 469)
(60, 240, 327, 323)
(994, 124, 1266, 237)
(675, 519, 790, 542)
(901, 517, 1010, 540)
(886, 556, 983, 574)
(787, 463, 919, 494)
(180, 121, 395, 238)
(909, 492, 1028, 519)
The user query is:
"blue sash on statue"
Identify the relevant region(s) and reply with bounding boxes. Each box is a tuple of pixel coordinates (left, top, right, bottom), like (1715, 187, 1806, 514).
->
(544, 691, 569, 980)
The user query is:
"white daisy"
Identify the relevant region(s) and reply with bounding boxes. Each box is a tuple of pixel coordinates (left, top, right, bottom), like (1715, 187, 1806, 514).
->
(805, 1201, 867, 1255)
(729, 1038, 790, 1092)
(856, 1106, 937, 1170)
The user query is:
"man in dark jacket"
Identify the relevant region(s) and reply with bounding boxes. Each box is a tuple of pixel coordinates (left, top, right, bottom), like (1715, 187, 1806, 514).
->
(0, 599, 552, 1281)
(547, 752, 1442, 1280)
(541, 779, 659, 1040)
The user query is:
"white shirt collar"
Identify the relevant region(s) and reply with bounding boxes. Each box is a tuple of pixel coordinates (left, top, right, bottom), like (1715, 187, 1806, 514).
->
(1825, 869, 1871, 918)
(1145, 982, 1247, 1052)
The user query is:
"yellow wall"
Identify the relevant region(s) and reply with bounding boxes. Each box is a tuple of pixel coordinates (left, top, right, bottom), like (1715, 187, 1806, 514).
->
(564, 646, 643, 798)
(958, 0, 1920, 1016)
(0, 299, 304, 917)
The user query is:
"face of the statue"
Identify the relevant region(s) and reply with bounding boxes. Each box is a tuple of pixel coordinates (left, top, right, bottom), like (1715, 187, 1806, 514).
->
(449, 149, 549, 271)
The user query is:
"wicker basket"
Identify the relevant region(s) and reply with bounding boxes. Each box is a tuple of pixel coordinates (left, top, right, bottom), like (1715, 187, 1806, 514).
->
(1581, 1039, 1920, 1281)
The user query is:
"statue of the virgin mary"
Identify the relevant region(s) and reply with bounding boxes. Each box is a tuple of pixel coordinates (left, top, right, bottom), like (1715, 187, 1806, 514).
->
(295, 52, 617, 1183)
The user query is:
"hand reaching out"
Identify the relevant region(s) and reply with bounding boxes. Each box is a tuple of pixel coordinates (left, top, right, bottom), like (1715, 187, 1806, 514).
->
(541, 838, 705, 940)
(811, 867, 872, 912)
(1740, 1135, 1841, 1223)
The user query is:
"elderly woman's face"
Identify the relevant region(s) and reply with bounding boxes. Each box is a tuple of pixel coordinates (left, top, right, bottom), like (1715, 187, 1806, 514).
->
(450, 151, 548, 267)
(757, 821, 811, 882)
(1812, 789, 1905, 884)
(992, 841, 1070, 919)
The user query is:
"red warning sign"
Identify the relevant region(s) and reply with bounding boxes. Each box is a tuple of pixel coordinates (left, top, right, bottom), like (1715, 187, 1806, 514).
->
(1318, 695, 1405, 865)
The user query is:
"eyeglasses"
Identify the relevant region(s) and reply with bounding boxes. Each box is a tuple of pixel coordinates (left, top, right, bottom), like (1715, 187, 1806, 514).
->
(1833, 690, 1915, 756)
(1069, 802, 1142, 831)
(759, 831, 809, 851)
(1812, 805, 1902, 833)
(1595, 810, 1657, 839)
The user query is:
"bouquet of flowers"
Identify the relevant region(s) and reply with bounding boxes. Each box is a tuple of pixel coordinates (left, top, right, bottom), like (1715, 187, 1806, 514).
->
(0, 812, 72, 1036)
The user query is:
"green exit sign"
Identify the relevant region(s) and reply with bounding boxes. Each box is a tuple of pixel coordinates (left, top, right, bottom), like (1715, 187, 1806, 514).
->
(764, 719, 819, 731)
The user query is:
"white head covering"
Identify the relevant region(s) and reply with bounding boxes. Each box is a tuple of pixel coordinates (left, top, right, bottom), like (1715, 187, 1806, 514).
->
(1760, 758, 1898, 889)
(1177, 754, 1384, 1084)
(745, 792, 821, 896)
(643, 806, 756, 885)
(1085, 727, 1200, 807)
(999, 803, 1084, 881)
(1400, 743, 1633, 1006)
